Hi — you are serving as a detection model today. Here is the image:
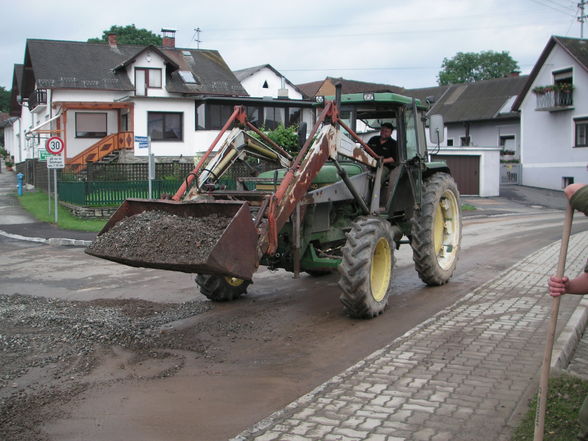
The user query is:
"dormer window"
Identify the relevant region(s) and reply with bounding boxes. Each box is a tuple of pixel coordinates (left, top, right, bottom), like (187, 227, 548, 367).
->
(135, 68, 162, 96)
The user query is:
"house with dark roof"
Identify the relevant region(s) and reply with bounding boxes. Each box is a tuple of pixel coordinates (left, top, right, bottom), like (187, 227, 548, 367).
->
(7, 31, 250, 166)
(512, 35, 588, 190)
(402, 76, 527, 196)
(410, 75, 526, 150)
(233, 64, 305, 99)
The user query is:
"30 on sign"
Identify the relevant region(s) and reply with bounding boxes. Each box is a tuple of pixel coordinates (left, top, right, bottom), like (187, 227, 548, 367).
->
(46, 137, 64, 155)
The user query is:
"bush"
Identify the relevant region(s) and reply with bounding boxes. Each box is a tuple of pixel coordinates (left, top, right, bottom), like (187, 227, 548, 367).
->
(250, 124, 300, 155)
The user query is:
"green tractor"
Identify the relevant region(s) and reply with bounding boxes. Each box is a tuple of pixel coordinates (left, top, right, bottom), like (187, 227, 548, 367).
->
(87, 91, 462, 319)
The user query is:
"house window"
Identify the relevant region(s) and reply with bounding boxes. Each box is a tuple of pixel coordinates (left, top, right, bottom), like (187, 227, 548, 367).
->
(75, 112, 107, 138)
(148, 112, 183, 141)
(562, 176, 574, 188)
(262, 80, 269, 89)
(460, 136, 470, 146)
(553, 68, 572, 87)
(196, 103, 206, 130)
(263, 107, 285, 130)
(553, 68, 573, 106)
(196, 102, 308, 130)
(121, 113, 129, 132)
(446, 138, 454, 147)
(574, 118, 588, 147)
(207, 104, 234, 130)
(499, 135, 515, 150)
(135, 68, 162, 96)
(288, 107, 301, 127)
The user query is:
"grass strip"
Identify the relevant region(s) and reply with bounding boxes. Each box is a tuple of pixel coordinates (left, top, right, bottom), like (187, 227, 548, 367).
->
(17, 190, 107, 232)
(512, 373, 588, 441)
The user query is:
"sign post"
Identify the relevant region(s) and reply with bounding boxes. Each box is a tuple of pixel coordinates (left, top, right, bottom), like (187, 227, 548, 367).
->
(38, 149, 51, 215)
(46, 137, 65, 224)
(135, 136, 153, 199)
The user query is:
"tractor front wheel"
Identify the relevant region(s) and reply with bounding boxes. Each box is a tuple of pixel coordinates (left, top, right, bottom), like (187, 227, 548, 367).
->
(338, 217, 395, 319)
(195, 274, 251, 301)
(411, 172, 462, 286)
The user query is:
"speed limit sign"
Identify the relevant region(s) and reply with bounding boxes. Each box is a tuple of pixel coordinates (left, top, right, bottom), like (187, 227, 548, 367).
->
(46, 136, 65, 155)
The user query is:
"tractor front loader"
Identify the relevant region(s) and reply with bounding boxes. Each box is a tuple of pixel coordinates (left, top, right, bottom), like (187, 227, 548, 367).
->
(86, 90, 462, 318)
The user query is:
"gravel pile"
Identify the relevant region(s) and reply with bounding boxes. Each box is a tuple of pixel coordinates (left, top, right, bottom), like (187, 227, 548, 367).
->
(0, 294, 212, 441)
(86, 210, 232, 265)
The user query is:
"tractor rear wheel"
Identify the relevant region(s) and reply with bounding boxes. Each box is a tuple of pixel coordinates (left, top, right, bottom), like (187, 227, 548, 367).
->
(412, 172, 462, 286)
(338, 217, 395, 319)
(195, 274, 251, 301)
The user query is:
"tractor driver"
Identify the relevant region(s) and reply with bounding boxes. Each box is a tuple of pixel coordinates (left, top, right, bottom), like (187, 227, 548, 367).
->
(367, 122, 398, 163)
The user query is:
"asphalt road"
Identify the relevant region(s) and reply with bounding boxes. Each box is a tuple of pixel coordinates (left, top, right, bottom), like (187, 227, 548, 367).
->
(2, 205, 588, 441)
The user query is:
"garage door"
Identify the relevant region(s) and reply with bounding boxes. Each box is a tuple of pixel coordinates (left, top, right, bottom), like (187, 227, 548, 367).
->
(432, 155, 480, 196)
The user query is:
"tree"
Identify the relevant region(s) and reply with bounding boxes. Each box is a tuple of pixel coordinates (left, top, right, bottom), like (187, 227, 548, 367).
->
(437, 51, 520, 85)
(88, 25, 162, 46)
(0, 86, 10, 113)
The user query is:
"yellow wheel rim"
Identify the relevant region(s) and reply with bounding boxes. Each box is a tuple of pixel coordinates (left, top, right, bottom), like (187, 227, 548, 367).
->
(432, 189, 460, 270)
(225, 277, 245, 287)
(370, 238, 392, 302)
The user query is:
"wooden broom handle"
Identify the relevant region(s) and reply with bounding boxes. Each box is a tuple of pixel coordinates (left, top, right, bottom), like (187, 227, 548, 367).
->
(534, 203, 574, 441)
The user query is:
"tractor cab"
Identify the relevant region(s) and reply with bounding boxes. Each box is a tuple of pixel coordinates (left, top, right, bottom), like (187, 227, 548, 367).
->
(321, 92, 431, 163)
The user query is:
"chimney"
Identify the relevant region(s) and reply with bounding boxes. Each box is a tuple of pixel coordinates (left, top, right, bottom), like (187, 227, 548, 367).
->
(277, 77, 288, 99)
(108, 33, 117, 48)
(509, 71, 520, 77)
(161, 28, 176, 48)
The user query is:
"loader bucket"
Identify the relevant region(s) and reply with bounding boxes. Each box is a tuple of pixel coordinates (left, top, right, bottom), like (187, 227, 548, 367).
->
(85, 199, 259, 280)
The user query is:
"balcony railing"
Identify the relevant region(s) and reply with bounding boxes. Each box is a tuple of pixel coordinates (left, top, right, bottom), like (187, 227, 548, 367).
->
(534, 89, 574, 111)
(28, 89, 47, 110)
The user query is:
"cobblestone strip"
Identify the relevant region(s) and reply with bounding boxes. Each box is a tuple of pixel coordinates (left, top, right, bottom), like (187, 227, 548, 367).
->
(232, 231, 588, 441)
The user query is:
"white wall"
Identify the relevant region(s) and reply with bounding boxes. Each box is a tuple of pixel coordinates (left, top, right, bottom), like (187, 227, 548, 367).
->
(446, 120, 520, 152)
(435, 147, 501, 197)
(64, 109, 119, 158)
(519, 44, 588, 190)
(3, 122, 18, 162)
(126, 51, 168, 98)
(133, 98, 196, 157)
(241, 68, 303, 99)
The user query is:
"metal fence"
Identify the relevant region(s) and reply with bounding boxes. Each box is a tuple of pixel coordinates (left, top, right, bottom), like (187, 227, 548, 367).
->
(58, 180, 185, 206)
(500, 163, 522, 185)
(18, 159, 277, 206)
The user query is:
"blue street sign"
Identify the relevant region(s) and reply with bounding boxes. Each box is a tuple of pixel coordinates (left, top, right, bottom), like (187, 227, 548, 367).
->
(135, 136, 150, 149)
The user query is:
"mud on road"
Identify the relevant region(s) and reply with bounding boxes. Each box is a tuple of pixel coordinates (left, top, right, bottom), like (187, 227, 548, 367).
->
(0, 294, 212, 441)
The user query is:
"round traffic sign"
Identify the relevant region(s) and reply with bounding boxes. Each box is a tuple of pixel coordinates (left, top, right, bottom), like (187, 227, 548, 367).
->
(46, 137, 65, 155)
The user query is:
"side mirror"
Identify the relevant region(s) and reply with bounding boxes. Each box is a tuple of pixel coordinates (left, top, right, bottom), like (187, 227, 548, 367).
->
(428, 114, 444, 144)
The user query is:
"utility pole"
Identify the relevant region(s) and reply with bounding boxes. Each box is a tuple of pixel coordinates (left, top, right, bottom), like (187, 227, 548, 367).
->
(579, 0, 588, 38)
(193, 27, 202, 49)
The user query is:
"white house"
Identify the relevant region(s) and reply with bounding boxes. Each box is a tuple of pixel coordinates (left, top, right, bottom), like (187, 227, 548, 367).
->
(7, 32, 316, 170)
(233, 64, 304, 99)
(512, 35, 588, 190)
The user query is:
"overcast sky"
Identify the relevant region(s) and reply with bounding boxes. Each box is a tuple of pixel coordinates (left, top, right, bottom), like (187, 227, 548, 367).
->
(0, 0, 582, 91)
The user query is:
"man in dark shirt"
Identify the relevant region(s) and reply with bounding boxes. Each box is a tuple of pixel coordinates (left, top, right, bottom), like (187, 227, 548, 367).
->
(367, 122, 397, 162)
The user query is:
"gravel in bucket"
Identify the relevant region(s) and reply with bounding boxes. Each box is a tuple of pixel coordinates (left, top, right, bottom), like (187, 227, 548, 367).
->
(86, 210, 232, 265)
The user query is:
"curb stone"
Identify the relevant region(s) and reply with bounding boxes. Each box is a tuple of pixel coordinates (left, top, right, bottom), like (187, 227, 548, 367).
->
(552, 296, 588, 372)
(0, 229, 91, 247)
